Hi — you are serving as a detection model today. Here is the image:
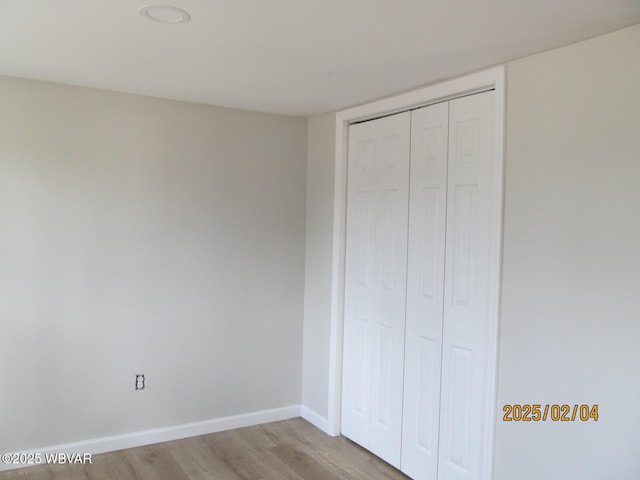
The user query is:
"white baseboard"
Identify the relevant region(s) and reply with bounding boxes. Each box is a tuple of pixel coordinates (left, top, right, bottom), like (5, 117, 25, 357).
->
(300, 405, 331, 435)
(0, 404, 301, 472)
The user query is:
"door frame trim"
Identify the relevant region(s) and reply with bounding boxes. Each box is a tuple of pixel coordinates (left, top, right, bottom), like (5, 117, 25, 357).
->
(327, 66, 506, 480)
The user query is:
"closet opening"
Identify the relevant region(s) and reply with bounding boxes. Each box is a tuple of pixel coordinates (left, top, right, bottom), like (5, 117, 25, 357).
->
(327, 67, 505, 480)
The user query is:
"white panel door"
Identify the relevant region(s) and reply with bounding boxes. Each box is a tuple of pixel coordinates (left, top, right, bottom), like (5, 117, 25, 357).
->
(438, 91, 496, 480)
(401, 101, 449, 480)
(342, 111, 411, 468)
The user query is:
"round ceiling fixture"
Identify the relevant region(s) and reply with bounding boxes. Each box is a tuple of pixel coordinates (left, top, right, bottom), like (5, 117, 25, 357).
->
(139, 5, 191, 24)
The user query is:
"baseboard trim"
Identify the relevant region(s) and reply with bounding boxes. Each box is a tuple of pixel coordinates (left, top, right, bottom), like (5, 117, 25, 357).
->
(300, 405, 332, 435)
(0, 404, 301, 472)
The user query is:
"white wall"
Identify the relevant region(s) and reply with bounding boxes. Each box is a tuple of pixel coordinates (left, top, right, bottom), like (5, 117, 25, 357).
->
(301, 113, 336, 422)
(0, 77, 307, 453)
(495, 24, 640, 479)
(301, 23, 640, 478)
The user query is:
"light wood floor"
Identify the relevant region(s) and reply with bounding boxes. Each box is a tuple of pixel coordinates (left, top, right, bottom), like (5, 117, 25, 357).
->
(0, 418, 410, 479)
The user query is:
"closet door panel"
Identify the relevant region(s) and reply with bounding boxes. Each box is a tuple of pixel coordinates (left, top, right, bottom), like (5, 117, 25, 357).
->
(342, 112, 410, 468)
(342, 121, 376, 446)
(438, 91, 495, 480)
(401, 101, 449, 480)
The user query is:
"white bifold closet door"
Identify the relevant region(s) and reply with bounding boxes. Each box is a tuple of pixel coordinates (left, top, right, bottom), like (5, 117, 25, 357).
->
(401, 101, 449, 480)
(341, 111, 410, 468)
(343, 90, 496, 480)
(436, 91, 495, 480)
(402, 91, 496, 480)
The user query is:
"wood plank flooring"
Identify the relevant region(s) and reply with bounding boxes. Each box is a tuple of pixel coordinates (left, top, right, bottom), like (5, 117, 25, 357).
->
(0, 418, 410, 480)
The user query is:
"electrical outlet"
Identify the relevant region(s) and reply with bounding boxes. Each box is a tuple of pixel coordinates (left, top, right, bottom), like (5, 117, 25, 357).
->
(135, 374, 145, 390)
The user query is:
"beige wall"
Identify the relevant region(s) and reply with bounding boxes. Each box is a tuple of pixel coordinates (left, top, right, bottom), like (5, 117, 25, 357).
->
(496, 24, 640, 479)
(302, 24, 640, 478)
(302, 113, 336, 419)
(0, 77, 307, 452)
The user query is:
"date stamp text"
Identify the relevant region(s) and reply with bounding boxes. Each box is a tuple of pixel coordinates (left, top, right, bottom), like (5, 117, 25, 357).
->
(503, 404, 599, 422)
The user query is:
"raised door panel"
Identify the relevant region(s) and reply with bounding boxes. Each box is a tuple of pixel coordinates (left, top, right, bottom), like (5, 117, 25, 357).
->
(401, 101, 449, 480)
(438, 91, 496, 480)
(342, 111, 410, 468)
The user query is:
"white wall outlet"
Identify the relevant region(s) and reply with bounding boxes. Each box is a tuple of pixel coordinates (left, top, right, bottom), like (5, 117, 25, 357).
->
(135, 374, 145, 390)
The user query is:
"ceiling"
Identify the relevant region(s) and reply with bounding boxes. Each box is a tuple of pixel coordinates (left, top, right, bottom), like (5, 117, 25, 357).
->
(1, 1, 639, 117)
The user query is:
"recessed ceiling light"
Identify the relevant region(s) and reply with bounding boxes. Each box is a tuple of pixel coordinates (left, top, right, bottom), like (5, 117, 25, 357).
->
(139, 5, 191, 24)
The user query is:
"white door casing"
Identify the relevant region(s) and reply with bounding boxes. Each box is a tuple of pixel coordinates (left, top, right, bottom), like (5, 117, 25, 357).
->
(331, 67, 505, 480)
